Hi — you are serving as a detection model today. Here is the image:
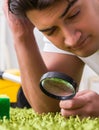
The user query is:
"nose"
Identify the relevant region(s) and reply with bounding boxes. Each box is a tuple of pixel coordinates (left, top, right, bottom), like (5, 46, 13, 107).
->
(63, 28, 82, 48)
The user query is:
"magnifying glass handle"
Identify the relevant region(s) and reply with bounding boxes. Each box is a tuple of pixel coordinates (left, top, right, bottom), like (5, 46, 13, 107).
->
(0, 71, 21, 84)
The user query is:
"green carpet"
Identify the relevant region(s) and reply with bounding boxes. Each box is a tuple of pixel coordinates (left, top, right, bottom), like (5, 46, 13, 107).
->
(0, 108, 99, 130)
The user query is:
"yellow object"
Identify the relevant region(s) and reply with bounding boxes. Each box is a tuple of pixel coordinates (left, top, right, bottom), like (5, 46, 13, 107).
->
(0, 69, 21, 103)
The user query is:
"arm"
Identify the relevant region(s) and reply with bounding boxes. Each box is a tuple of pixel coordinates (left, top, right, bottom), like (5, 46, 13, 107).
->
(16, 49, 84, 113)
(3, 0, 84, 113)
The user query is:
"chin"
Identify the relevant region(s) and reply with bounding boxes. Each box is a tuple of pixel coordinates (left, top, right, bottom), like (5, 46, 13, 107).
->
(73, 50, 98, 58)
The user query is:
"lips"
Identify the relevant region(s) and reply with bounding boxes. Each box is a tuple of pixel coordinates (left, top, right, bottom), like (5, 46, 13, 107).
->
(71, 36, 90, 51)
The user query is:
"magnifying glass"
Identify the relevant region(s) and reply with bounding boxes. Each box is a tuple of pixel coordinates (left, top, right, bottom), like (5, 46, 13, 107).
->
(40, 72, 78, 100)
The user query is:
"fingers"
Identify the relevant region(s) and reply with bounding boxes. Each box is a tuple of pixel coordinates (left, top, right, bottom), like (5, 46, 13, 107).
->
(3, 0, 11, 20)
(75, 89, 90, 97)
(59, 95, 87, 110)
(61, 108, 81, 117)
(60, 107, 90, 118)
(60, 90, 95, 110)
(60, 97, 88, 117)
(59, 90, 98, 117)
(3, 0, 9, 13)
(59, 90, 93, 110)
(59, 96, 87, 117)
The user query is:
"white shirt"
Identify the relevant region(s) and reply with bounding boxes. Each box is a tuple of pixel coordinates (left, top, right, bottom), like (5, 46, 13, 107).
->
(43, 37, 99, 75)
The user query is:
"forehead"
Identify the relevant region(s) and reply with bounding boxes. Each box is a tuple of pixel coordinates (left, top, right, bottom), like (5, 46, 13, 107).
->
(26, 0, 69, 27)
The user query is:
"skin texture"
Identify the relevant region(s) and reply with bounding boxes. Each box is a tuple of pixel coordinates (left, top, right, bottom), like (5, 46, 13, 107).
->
(27, 0, 99, 57)
(3, 0, 99, 117)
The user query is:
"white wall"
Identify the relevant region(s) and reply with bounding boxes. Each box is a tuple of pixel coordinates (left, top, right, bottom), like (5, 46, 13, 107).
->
(0, 7, 18, 70)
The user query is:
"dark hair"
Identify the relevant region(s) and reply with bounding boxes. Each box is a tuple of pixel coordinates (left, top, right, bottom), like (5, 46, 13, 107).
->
(9, 0, 59, 17)
(9, 0, 71, 17)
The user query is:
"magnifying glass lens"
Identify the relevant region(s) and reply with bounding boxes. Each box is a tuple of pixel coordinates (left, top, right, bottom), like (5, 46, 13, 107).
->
(40, 72, 78, 100)
(42, 78, 75, 96)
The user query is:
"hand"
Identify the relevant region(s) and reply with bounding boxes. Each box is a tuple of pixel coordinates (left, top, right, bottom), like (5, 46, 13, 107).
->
(59, 90, 99, 118)
(3, 0, 35, 42)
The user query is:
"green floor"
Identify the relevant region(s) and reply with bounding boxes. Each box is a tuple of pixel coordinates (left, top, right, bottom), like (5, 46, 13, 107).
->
(0, 108, 99, 130)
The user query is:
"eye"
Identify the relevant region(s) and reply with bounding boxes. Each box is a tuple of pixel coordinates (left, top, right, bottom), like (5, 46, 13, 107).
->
(68, 10, 80, 19)
(47, 27, 56, 36)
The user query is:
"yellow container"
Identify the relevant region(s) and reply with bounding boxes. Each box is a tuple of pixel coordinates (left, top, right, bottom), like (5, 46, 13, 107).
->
(0, 69, 21, 103)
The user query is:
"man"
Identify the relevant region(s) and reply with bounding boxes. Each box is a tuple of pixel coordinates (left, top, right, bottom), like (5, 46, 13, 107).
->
(4, 0, 99, 117)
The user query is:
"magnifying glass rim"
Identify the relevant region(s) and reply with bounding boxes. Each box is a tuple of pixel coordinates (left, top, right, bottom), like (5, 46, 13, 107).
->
(40, 72, 78, 100)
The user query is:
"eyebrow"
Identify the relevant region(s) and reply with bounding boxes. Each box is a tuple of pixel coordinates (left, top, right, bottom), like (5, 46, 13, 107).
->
(60, 0, 78, 18)
(39, 0, 78, 32)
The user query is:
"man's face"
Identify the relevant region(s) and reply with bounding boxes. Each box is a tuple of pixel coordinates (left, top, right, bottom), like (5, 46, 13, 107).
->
(27, 0, 99, 57)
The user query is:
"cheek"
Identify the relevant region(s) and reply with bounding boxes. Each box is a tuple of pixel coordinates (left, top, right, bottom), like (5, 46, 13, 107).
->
(47, 35, 64, 49)
(45, 29, 66, 48)
(80, 12, 99, 34)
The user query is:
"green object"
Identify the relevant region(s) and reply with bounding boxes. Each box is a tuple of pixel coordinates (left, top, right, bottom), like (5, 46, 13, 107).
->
(0, 108, 99, 130)
(0, 95, 10, 119)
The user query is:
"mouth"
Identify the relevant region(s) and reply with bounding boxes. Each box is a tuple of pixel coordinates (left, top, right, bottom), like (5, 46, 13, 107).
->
(71, 35, 90, 51)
